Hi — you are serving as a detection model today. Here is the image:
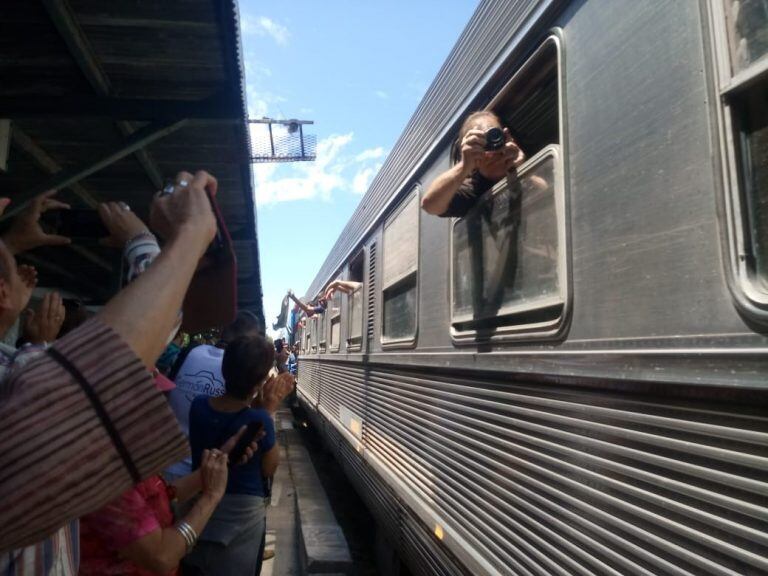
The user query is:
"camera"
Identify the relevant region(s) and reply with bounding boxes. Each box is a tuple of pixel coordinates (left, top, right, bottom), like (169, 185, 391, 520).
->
(484, 127, 504, 151)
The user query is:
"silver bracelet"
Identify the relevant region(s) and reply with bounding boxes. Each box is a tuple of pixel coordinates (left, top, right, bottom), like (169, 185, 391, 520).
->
(175, 520, 198, 552)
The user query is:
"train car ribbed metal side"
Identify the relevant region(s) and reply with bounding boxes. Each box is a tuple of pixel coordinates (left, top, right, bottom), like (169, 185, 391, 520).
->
(297, 359, 768, 576)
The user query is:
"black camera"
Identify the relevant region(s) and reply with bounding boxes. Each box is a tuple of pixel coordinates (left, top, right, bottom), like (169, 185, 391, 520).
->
(484, 127, 504, 151)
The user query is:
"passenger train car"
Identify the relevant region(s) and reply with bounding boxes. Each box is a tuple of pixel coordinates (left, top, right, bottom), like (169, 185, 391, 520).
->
(294, 1, 768, 574)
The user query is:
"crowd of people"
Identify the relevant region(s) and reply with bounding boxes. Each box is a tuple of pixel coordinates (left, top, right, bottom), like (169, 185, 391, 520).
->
(0, 171, 295, 575)
(0, 109, 523, 575)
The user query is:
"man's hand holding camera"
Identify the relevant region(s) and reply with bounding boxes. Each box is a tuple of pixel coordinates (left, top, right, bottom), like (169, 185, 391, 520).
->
(150, 170, 217, 257)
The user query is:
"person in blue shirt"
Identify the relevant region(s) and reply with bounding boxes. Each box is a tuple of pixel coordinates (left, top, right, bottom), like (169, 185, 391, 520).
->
(184, 334, 294, 575)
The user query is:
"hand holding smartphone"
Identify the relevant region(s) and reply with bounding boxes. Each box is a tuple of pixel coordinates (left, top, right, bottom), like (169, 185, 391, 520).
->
(227, 420, 264, 467)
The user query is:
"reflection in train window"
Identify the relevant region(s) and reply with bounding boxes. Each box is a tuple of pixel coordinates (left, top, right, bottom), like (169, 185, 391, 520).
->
(451, 35, 567, 341)
(381, 192, 419, 345)
(723, 0, 768, 73)
(711, 1, 768, 313)
(329, 289, 342, 351)
(347, 251, 364, 348)
(452, 147, 564, 335)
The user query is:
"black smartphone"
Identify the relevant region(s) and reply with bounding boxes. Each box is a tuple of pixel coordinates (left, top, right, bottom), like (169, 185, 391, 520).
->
(228, 420, 264, 467)
(42, 209, 109, 240)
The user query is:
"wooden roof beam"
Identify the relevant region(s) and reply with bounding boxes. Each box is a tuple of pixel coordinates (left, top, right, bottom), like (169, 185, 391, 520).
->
(4, 118, 187, 220)
(10, 127, 114, 273)
(0, 93, 241, 122)
(41, 0, 164, 189)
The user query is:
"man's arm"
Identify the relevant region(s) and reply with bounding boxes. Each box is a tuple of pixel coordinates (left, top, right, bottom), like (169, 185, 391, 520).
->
(420, 162, 473, 216)
(0, 171, 216, 552)
(98, 171, 215, 368)
(288, 293, 313, 316)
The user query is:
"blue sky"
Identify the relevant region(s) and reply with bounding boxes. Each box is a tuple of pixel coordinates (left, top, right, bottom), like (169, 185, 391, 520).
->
(238, 0, 479, 334)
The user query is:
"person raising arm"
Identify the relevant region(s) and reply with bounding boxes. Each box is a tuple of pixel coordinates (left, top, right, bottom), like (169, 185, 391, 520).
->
(0, 171, 221, 552)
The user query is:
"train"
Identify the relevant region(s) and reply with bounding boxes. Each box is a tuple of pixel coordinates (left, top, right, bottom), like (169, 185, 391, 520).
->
(293, 1, 768, 574)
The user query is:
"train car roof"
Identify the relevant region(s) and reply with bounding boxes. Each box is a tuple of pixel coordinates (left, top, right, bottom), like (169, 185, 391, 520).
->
(301, 0, 558, 299)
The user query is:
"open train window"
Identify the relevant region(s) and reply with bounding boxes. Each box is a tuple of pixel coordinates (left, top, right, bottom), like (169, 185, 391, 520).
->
(709, 1, 768, 320)
(450, 33, 568, 342)
(329, 288, 342, 352)
(381, 190, 420, 347)
(347, 251, 364, 350)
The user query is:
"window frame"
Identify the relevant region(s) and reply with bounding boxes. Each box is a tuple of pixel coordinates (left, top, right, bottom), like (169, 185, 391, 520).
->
(317, 309, 327, 353)
(346, 250, 365, 351)
(380, 188, 421, 349)
(310, 315, 317, 354)
(448, 32, 571, 343)
(706, 0, 768, 322)
(329, 287, 342, 353)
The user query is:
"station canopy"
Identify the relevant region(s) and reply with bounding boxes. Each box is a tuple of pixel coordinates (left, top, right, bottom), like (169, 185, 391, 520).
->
(0, 0, 263, 324)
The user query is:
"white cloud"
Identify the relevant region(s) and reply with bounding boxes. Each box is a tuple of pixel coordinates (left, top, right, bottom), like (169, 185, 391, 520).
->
(354, 147, 386, 163)
(254, 133, 354, 206)
(252, 134, 386, 205)
(245, 84, 287, 118)
(374, 90, 389, 99)
(241, 15, 289, 46)
(351, 163, 382, 195)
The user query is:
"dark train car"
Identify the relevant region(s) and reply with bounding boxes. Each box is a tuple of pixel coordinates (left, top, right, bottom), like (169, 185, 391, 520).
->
(296, 1, 768, 574)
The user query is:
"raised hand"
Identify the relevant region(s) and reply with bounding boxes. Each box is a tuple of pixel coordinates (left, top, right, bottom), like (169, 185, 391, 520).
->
(459, 128, 487, 174)
(97, 202, 150, 248)
(149, 171, 217, 252)
(23, 291, 65, 344)
(501, 128, 525, 171)
(3, 191, 71, 255)
(260, 372, 295, 414)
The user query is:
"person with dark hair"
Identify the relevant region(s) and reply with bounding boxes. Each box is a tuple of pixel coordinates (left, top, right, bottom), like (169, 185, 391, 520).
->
(164, 310, 263, 482)
(184, 335, 294, 575)
(420, 110, 526, 217)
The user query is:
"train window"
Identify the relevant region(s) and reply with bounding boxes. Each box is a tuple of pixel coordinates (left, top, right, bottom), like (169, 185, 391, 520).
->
(381, 191, 420, 346)
(347, 251, 364, 349)
(450, 34, 568, 341)
(318, 310, 326, 353)
(709, 1, 768, 317)
(310, 316, 317, 353)
(329, 289, 342, 352)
